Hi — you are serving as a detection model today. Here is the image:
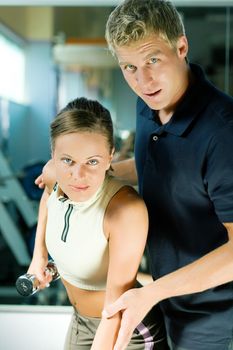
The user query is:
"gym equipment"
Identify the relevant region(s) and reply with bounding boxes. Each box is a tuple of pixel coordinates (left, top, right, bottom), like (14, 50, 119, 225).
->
(0, 151, 38, 265)
(15, 260, 60, 297)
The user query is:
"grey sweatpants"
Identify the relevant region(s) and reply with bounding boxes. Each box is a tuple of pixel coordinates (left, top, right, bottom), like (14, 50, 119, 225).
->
(64, 306, 168, 350)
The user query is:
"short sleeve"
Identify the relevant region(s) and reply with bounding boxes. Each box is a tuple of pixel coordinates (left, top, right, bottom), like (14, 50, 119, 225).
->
(205, 123, 233, 222)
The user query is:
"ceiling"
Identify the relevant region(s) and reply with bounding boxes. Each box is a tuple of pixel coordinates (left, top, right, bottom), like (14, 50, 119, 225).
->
(0, 0, 233, 6)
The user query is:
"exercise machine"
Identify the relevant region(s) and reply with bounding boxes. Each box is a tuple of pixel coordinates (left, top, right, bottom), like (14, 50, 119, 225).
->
(0, 151, 38, 266)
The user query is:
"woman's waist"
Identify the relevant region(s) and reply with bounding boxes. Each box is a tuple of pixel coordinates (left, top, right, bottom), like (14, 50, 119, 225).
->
(62, 277, 105, 317)
(62, 277, 143, 317)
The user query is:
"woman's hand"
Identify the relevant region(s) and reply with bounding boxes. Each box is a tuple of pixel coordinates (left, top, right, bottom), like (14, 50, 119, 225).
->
(27, 255, 51, 289)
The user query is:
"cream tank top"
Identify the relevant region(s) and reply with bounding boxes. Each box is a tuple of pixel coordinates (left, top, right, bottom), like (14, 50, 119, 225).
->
(45, 175, 125, 290)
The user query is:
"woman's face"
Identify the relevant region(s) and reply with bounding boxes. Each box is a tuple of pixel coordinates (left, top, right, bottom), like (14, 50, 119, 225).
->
(52, 131, 113, 202)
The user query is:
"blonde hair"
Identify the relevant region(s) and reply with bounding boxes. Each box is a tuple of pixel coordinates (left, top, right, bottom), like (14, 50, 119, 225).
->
(105, 0, 185, 55)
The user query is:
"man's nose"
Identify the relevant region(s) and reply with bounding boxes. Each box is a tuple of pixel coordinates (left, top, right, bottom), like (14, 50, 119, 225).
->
(136, 68, 153, 88)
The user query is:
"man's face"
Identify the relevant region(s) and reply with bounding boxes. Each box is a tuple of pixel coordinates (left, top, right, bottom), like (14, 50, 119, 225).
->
(115, 34, 189, 119)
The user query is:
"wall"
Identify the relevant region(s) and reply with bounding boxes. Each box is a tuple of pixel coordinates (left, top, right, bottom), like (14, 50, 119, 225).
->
(112, 68, 137, 132)
(0, 7, 56, 169)
(26, 7, 53, 41)
(0, 99, 29, 172)
(54, 6, 112, 39)
(181, 7, 233, 95)
(0, 7, 53, 40)
(0, 305, 73, 350)
(25, 41, 56, 164)
(8, 101, 30, 172)
(0, 7, 28, 38)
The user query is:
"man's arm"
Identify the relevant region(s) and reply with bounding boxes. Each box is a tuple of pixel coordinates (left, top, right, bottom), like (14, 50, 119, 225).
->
(34, 159, 56, 189)
(110, 158, 138, 185)
(103, 222, 233, 350)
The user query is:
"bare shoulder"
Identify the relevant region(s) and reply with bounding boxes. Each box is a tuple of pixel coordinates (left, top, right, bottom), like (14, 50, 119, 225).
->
(106, 185, 147, 222)
(104, 185, 148, 242)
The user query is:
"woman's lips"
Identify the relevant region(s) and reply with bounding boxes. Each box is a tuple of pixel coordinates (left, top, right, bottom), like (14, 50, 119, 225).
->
(69, 185, 89, 191)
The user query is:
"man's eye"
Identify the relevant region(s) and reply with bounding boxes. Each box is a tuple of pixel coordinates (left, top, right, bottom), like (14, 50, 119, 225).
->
(125, 64, 136, 72)
(62, 158, 73, 165)
(87, 159, 99, 166)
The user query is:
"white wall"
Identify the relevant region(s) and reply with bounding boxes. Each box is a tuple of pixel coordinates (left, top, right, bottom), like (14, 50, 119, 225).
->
(0, 305, 73, 350)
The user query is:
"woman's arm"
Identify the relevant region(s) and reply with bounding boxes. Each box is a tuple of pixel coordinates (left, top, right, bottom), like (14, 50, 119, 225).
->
(29, 160, 57, 286)
(91, 187, 148, 350)
(27, 187, 52, 288)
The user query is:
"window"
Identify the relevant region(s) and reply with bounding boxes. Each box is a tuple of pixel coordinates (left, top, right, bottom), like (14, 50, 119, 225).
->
(0, 33, 25, 103)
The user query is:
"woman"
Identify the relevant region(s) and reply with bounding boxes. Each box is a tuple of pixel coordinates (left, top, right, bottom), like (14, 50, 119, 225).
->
(28, 97, 168, 349)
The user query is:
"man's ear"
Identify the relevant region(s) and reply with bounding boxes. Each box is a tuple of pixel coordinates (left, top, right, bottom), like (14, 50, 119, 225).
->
(177, 35, 189, 59)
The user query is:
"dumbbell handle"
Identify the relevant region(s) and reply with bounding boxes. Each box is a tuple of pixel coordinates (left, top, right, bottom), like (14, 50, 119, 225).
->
(15, 260, 60, 297)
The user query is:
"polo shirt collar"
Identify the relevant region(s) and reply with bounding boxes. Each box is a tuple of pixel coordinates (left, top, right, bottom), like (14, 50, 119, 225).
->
(139, 63, 214, 136)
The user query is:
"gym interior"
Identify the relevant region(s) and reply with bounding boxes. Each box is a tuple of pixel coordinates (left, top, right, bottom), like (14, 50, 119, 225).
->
(0, 0, 232, 349)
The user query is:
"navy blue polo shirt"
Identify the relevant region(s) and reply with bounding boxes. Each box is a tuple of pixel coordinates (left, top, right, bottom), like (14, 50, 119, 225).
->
(135, 63, 233, 349)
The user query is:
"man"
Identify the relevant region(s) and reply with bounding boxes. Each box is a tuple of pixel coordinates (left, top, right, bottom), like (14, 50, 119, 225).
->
(36, 1, 233, 349)
(101, 1, 233, 350)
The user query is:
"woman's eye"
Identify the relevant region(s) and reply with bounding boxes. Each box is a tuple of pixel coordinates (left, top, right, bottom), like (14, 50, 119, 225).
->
(149, 57, 158, 64)
(87, 159, 99, 166)
(62, 158, 73, 165)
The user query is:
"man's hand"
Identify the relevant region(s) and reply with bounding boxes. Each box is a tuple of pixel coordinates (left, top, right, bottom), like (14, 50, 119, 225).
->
(102, 287, 154, 350)
(35, 173, 45, 189)
(34, 159, 56, 192)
